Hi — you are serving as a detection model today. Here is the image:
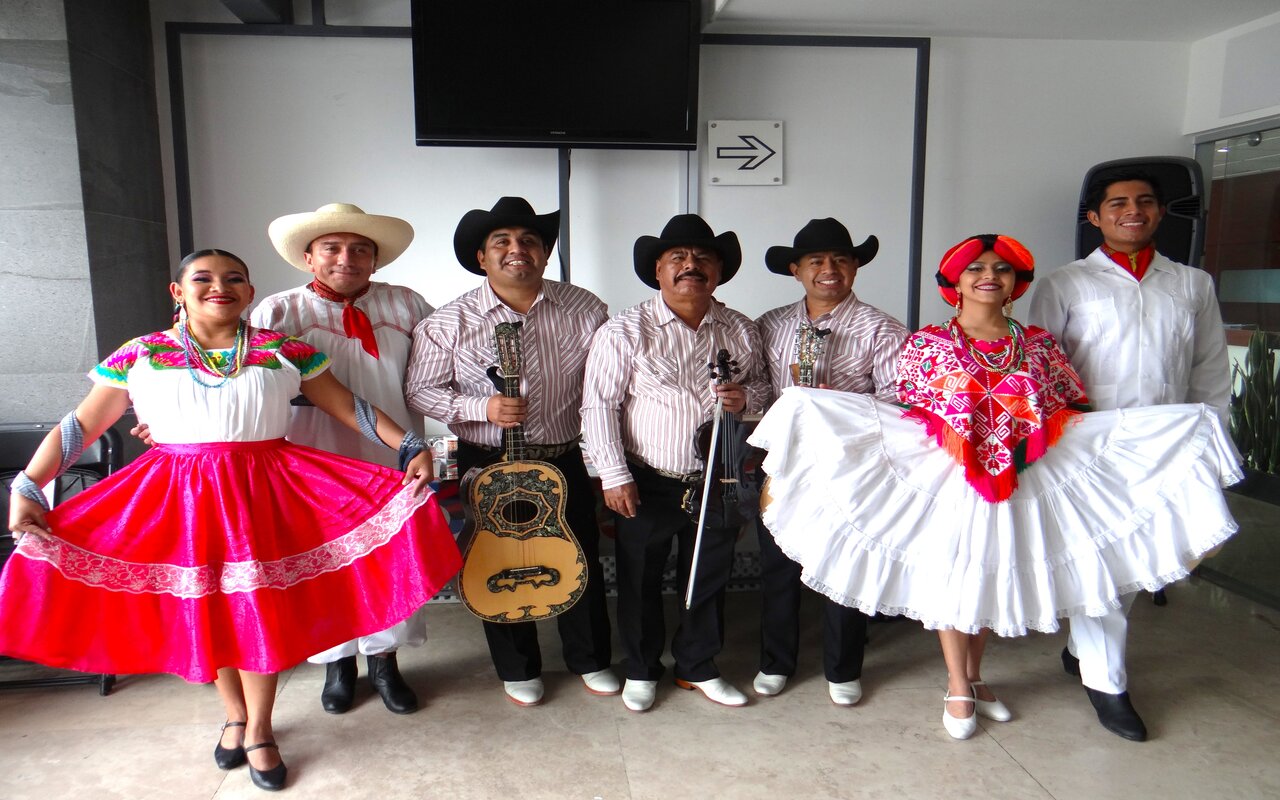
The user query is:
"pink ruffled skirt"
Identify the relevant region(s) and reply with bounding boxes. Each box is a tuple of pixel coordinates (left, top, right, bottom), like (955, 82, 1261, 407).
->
(0, 439, 462, 682)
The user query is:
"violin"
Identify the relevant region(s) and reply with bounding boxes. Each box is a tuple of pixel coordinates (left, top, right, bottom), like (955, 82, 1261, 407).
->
(680, 348, 762, 530)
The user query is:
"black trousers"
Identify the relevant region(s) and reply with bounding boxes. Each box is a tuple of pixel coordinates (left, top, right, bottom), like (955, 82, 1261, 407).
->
(756, 517, 867, 682)
(456, 442, 612, 682)
(613, 463, 737, 682)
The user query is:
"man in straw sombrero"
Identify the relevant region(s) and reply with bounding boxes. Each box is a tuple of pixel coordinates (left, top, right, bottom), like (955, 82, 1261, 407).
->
(581, 213, 768, 712)
(253, 202, 431, 716)
(405, 196, 618, 707)
(752, 217, 908, 707)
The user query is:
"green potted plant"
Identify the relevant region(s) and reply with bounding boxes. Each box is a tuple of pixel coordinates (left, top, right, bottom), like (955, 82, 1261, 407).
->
(1228, 329, 1280, 498)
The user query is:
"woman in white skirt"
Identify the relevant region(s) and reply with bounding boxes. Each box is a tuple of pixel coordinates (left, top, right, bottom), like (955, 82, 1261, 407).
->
(749, 234, 1240, 739)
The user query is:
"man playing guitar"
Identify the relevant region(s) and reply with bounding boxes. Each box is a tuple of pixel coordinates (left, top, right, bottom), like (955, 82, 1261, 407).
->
(405, 197, 616, 706)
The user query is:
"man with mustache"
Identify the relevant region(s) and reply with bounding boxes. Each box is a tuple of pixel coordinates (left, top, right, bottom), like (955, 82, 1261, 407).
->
(1028, 168, 1231, 741)
(752, 218, 908, 706)
(254, 203, 430, 716)
(405, 197, 616, 706)
(581, 213, 768, 712)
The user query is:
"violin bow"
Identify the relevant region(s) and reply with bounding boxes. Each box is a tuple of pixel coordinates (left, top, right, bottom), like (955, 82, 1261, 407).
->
(684, 353, 730, 611)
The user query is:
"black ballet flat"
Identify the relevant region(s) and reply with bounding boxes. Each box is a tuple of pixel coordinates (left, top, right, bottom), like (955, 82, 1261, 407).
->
(245, 741, 288, 791)
(213, 721, 246, 770)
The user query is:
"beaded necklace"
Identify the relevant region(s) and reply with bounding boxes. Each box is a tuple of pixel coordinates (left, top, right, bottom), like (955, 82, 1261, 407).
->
(948, 317, 1026, 375)
(180, 320, 248, 389)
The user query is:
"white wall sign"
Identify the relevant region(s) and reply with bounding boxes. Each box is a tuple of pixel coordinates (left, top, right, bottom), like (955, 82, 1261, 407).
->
(707, 120, 784, 186)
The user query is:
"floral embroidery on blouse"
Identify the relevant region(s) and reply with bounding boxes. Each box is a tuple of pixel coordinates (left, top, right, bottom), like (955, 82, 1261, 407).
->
(896, 321, 1088, 502)
(92, 328, 330, 386)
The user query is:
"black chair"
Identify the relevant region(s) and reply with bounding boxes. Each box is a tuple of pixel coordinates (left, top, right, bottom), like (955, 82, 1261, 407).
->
(0, 422, 123, 695)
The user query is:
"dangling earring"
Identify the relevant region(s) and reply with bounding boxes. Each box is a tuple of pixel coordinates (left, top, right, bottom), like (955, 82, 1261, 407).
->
(953, 294, 963, 316)
(177, 302, 188, 324)
(1002, 297, 1013, 317)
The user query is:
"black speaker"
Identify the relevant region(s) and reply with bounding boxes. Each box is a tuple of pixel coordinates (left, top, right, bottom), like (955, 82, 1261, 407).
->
(1075, 156, 1206, 266)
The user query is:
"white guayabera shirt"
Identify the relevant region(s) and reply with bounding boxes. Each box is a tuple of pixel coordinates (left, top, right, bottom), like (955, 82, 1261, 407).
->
(1027, 247, 1230, 423)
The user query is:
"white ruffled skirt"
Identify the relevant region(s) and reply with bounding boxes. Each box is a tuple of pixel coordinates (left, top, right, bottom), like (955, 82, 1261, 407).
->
(748, 388, 1243, 637)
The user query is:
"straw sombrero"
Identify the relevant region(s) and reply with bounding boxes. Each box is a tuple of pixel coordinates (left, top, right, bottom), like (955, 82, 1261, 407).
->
(268, 203, 414, 271)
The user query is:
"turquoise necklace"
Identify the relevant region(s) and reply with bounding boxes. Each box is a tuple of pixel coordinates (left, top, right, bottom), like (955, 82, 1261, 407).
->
(180, 320, 248, 389)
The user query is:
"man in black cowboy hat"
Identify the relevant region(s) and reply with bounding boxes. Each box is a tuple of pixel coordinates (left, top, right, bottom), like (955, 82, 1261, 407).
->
(405, 197, 616, 707)
(581, 213, 768, 712)
(753, 217, 908, 706)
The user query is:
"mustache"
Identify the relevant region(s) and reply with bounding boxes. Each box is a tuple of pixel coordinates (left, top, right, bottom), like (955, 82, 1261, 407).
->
(675, 269, 708, 282)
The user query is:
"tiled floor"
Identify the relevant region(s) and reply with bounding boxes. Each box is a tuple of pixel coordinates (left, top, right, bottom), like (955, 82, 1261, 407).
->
(1, 577, 1278, 799)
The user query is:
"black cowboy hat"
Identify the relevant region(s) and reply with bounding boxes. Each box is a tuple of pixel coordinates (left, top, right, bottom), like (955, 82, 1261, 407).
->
(453, 196, 560, 275)
(632, 214, 742, 290)
(764, 218, 879, 275)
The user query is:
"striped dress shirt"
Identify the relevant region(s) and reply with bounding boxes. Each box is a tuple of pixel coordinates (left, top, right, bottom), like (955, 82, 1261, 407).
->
(405, 278, 608, 448)
(756, 293, 909, 404)
(581, 294, 768, 490)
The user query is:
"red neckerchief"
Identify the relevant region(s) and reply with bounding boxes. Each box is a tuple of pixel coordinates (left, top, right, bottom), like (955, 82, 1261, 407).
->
(1102, 244, 1155, 281)
(308, 279, 379, 359)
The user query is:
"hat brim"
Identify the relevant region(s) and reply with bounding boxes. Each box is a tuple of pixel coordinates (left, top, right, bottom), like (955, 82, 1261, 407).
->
(453, 209, 560, 275)
(764, 235, 879, 275)
(268, 211, 414, 272)
(632, 232, 743, 290)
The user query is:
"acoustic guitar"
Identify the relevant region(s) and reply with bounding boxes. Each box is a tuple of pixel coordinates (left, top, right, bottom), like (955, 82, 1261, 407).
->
(457, 321, 588, 623)
(761, 322, 831, 513)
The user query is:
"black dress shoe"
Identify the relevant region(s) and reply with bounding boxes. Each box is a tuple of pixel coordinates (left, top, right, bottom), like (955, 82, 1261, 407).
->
(213, 720, 246, 770)
(1085, 688, 1148, 741)
(245, 741, 288, 791)
(321, 655, 358, 714)
(1061, 646, 1081, 677)
(368, 652, 419, 714)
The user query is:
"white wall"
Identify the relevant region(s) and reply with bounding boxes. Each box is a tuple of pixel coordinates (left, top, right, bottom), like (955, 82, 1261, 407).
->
(159, 17, 921, 324)
(1185, 10, 1280, 137)
(150, 2, 1201, 334)
(918, 36, 1192, 327)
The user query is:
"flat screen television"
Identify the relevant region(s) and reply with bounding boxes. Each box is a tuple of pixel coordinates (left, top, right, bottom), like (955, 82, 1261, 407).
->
(411, 0, 701, 150)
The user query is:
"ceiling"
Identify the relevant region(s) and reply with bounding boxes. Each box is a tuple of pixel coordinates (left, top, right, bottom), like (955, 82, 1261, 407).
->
(703, 0, 1280, 43)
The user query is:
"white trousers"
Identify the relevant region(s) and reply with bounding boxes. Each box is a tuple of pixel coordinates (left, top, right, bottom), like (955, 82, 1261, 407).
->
(308, 606, 429, 663)
(1065, 592, 1137, 693)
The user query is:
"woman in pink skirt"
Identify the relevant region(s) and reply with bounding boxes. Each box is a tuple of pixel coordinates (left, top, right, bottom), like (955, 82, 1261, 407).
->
(4, 249, 462, 791)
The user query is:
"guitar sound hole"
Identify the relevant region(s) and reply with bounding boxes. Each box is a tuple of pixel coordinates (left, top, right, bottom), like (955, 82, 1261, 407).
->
(500, 499, 541, 525)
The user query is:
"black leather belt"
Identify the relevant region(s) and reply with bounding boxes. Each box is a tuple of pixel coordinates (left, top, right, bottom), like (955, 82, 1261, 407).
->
(626, 457, 702, 484)
(461, 438, 581, 461)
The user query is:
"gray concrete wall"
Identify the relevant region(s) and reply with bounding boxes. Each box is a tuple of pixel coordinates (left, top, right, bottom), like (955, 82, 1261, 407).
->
(0, 1, 97, 424)
(65, 0, 170, 358)
(0, 0, 168, 426)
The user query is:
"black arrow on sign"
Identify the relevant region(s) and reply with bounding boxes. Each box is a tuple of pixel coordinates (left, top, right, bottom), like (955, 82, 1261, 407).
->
(715, 135, 776, 170)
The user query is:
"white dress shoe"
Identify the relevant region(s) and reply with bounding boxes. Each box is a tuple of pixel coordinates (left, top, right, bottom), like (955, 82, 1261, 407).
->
(622, 679, 657, 712)
(753, 671, 788, 696)
(943, 693, 978, 740)
(971, 680, 1012, 722)
(828, 679, 863, 706)
(503, 678, 544, 707)
(581, 668, 621, 696)
(675, 677, 748, 707)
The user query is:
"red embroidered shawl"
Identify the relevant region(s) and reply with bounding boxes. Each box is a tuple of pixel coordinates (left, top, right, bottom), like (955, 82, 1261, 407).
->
(895, 320, 1088, 502)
